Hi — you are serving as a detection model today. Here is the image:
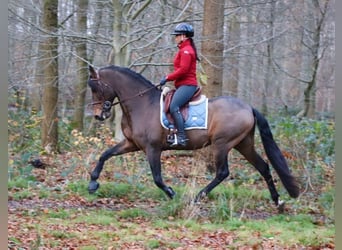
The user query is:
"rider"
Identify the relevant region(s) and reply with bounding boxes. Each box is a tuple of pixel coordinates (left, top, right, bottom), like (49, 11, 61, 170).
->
(159, 22, 200, 146)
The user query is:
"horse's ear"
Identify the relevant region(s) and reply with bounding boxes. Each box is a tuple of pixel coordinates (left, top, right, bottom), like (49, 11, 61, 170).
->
(88, 65, 98, 79)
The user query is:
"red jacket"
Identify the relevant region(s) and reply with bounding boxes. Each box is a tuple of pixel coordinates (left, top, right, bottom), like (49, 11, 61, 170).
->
(166, 39, 198, 89)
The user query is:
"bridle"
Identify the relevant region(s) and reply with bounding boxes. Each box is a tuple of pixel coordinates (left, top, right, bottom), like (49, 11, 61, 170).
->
(88, 77, 161, 112)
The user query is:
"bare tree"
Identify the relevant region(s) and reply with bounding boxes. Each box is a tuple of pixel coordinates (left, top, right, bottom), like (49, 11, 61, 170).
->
(300, 0, 330, 118)
(41, 0, 59, 153)
(8, 0, 335, 151)
(262, 0, 276, 115)
(201, 0, 225, 97)
(109, 0, 153, 141)
(73, 0, 89, 130)
(224, 1, 240, 97)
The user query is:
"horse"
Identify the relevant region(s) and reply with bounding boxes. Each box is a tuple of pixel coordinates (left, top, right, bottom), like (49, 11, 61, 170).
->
(86, 64, 300, 212)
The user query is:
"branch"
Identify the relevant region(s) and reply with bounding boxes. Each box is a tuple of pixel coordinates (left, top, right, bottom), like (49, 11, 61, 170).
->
(224, 27, 289, 54)
(59, 11, 76, 27)
(272, 57, 311, 84)
(9, 7, 112, 47)
(69, 51, 96, 68)
(131, 0, 153, 21)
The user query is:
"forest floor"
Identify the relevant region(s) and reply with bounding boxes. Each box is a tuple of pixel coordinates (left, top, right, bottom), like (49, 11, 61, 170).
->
(8, 150, 335, 249)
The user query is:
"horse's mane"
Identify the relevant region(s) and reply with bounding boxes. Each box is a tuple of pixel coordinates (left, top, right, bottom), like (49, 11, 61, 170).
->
(102, 65, 155, 88)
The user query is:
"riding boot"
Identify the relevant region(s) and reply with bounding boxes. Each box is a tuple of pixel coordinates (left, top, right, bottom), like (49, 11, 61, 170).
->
(171, 110, 188, 146)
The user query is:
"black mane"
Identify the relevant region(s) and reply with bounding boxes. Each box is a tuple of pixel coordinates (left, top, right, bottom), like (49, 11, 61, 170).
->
(102, 65, 155, 88)
(87, 78, 100, 92)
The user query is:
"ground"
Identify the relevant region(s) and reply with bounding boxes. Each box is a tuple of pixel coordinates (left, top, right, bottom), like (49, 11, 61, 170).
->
(8, 150, 335, 249)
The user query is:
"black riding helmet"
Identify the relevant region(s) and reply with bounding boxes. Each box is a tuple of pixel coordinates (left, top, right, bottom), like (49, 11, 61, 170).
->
(171, 23, 194, 37)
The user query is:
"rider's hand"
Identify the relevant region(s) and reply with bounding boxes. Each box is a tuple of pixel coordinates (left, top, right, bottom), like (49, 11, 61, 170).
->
(160, 76, 167, 86)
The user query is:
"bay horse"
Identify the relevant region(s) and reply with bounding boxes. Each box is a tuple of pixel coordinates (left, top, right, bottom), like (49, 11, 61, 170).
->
(87, 64, 299, 211)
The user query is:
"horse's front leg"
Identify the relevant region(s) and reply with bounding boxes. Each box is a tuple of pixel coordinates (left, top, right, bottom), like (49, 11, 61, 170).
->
(88, 139, 139, 194)
(146, 148, 176, 199)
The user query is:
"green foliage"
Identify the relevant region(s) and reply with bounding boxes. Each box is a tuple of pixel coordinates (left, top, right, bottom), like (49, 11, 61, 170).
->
(118, 208, 150, 219)
(50, 230, 76, 239)
(226, 214, 334, 247)
(10, 189, 33, 200)
(8, 108, 112, 157)
(140, 185, 169, 201)
(267, 116, 335, 193)
(79, 247, 97, 250)
(318, 186, 335, 218)
(47, 209, 70, 219)
(8, 176, 36, 190)
(271, 116, 335, 163)
(96, 182, 133, 199)
(146, 239, 160, 249)
(65, 180, 89, 195)
(8, 174, 45, 200)
(158, 186, 188, 218)
(75, 210, 117, 225)
(8, 109, 42, 154)
(207, 185, 270, 223)
(8, 111, 335, 249)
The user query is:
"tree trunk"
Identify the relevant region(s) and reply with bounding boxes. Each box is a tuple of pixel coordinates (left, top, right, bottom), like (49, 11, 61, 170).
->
(301, 0, 328, 118)
(109, 0, 152, 141)
(41, 0, 59, 153)
(262, 0, 276, 115)
(73, 0, 89, 131)
(31, 0, 43, 113)
(201, 0, 225, 98)
(110, 0, 127, 141)
(224, 10, 239, 97)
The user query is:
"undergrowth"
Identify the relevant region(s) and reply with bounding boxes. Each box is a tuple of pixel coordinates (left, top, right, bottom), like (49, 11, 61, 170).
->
(8, 110, 335, 248)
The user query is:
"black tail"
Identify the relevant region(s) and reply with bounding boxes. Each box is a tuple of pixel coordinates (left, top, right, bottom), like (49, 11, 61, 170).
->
(252, 108, 299, 198)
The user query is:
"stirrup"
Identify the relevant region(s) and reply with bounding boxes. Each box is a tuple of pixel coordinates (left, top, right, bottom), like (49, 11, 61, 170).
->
(170, 134, 188, 147)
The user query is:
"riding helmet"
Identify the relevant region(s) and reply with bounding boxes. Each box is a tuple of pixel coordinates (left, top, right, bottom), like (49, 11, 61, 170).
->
(171, 23, 194, 37)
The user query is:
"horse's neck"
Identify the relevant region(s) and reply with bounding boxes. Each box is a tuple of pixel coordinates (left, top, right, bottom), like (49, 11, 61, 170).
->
(117, 87, 160, 114)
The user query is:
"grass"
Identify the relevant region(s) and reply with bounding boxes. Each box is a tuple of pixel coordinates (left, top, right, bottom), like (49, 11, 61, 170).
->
(47, 209, 71, 219)
(118, 208, 150, 219)
(9, 180, 334, 249)
(50, 230, 77, 239)
(8, 113, 335, 249)
(8, 175, 37, 189)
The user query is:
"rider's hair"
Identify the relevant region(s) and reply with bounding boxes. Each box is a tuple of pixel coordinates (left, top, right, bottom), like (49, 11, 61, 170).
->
(188, 38, 200, 61)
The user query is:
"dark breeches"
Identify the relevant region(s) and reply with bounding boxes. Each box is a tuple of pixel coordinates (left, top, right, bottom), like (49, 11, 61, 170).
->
(169, 85, 198, 113)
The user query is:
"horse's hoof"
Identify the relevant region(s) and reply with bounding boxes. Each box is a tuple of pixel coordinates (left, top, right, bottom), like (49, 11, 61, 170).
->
(277, 200, 285, 213)
(191, 199, 201, 206)
(194, 192, 206, 203)
(165, 186, 176, 199)
(88, 181, 100, 194)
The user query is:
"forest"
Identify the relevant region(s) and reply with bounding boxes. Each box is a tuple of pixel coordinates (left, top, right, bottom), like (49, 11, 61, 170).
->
(8, 0, 335, 249)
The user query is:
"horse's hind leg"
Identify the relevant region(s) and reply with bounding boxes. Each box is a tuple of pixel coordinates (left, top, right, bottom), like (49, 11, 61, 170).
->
(235, 137, 281, 207)
(88, 139, 139, 194)
(195, 146, 230, 202)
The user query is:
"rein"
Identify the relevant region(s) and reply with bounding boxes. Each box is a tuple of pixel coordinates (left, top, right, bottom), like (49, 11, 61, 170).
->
(88, 77, 161, 108)
(108, 84, 160, 107)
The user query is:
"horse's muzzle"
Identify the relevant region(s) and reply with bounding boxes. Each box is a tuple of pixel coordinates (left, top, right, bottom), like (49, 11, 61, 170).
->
(95, 111, 111, 121)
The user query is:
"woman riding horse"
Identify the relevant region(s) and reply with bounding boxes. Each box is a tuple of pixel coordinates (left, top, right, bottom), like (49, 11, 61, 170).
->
(159, 23, 200, 147)
(87, 64, 300, 213)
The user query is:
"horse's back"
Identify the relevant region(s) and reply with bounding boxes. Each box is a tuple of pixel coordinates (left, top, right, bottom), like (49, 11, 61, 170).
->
(207, 96, 255, 140)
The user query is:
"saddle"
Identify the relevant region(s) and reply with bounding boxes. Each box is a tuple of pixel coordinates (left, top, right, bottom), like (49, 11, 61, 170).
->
(163, 87, 202, 123)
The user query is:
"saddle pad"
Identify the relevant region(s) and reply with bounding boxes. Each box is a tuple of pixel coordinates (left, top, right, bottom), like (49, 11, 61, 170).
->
(160, 91, 208, 130)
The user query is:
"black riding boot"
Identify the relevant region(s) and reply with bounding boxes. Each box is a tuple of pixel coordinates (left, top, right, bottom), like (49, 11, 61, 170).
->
(171, 110, 188, 146)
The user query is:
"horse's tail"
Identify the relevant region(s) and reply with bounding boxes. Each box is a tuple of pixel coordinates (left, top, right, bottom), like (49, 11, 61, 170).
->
(252, 108, 300, 198)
